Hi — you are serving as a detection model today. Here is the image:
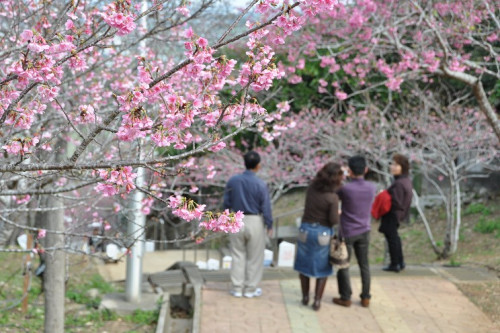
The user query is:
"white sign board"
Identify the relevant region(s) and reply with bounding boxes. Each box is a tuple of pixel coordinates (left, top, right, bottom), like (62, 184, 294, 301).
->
(277, 241, 295, 267)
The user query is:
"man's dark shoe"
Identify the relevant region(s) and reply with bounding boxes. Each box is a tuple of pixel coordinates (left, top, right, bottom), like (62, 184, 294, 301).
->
(361, 298, 370, 307)
(383, 265, 401, 273)
(400, 262, 406, 270)
(332, 297, 351, 307)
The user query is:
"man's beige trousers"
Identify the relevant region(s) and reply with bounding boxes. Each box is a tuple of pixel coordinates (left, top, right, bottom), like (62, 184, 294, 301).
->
(229, 215, 265, 293)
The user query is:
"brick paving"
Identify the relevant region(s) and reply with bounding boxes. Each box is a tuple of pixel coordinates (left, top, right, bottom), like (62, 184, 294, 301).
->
(96, 253, 498, 333)
(200, 268, 499, 333)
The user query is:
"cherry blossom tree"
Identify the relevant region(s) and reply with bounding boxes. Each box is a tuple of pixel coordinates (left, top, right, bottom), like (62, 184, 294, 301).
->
(280, 81, 499, 258)
(260, 0, 500, 259)
(401, 93, 498, 258)
(0, 0, 342, 330)
(1, 0, 497, 329)
(276, 0, 500, 140)
(0, 0, 344, 240)
(173, 102, 336, 204)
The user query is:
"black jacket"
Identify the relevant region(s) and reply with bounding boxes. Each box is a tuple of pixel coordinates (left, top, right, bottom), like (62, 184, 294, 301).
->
(379, 175, 413, 233)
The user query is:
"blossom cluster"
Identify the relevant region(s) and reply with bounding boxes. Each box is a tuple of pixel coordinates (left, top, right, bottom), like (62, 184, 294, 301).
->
(102, 2, 137, 36)
(2, 136, 39, 155)
(74, 105, 98, 124)
(116, 106, 153, 141)
(13, 195, 31, 204)
(198, 210, 245, 233)
(237, 24, 284, 92)
(7, 31, 63, 89)
(141, 185, 162, 215)
(94, 166, 137, 197)
(168, 196, 244, 233)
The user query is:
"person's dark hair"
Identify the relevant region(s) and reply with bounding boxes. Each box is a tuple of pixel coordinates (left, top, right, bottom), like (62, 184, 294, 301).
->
(312, 162, 343, 192)
(244, 150, 261, 169)
(393, 154, 410, 175)
(348, 155, 366, 176)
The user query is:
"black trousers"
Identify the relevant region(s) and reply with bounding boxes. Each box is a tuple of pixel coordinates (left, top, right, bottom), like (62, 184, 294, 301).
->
(384, 228, 404, 267)
(336, 231, 371, 300)
(379, 212, 404, 267)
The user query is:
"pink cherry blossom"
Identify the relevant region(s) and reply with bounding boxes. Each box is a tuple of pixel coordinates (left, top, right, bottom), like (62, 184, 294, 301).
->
(175, 6, 190, 17)
(65, 19, 75, 30)
(37, 229, 47, 239)
(103, 11, 136, 36)
(13, 195, 31, 204)
(184, 27, 194, 39)
(20, 29, 33, 42)
(209, 141, 226, 152)
(335, 91, 348, 100)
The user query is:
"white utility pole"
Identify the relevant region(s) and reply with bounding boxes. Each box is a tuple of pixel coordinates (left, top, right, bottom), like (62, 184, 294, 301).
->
(125, 0, 148, 303)
(126, 166, 146, 302)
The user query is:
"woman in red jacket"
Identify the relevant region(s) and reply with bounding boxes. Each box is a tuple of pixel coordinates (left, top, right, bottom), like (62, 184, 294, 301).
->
(378, 154, 413, 272)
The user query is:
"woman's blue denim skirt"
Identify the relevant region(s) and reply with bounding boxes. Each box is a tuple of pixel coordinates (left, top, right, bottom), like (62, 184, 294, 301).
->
(293, 222, 334, 278)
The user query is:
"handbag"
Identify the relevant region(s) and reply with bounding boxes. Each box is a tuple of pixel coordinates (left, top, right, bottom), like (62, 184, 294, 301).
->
(329, 223, 349, 269)
(371, 189, 392, 219)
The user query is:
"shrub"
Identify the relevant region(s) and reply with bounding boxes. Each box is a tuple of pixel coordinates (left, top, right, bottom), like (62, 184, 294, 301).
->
(463, 203, 492, 216)
(473, 217, 500, 235)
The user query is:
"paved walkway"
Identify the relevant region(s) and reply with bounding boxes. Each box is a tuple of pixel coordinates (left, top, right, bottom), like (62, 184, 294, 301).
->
(96, 252, 499, 333)
(200, 266, 499, 333)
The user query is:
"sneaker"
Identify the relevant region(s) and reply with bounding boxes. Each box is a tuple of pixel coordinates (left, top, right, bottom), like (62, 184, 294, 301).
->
(230, 290, 242, 298)
(243, 288, 262, 298)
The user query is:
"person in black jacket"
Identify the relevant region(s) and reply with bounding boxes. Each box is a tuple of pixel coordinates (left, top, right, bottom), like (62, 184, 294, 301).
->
(379, 154, 413, 272)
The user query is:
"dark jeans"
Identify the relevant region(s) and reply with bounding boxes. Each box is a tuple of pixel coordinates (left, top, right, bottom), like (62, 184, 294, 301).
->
(336, 231, 370, 300)
(383, 226, 404, 267)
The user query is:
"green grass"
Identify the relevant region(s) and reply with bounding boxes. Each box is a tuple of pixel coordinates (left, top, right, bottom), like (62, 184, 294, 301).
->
(84, 273, 116, 293)
(65, 309, 117, 331)
(463, 203, 492, 216)
(0, 311, 10, 325)
(401, 229, 423, 239)
(66, 274, 115, 309)
(438, 209, 447, 220)
(474, 217, 500, 237)
(124, 309, 159, 325)
(0, 254, 158, 332)
(448, 257, 462, 267)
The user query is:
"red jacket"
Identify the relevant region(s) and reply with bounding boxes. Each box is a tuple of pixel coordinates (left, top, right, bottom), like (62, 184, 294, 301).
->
(371, 190, 391, 220)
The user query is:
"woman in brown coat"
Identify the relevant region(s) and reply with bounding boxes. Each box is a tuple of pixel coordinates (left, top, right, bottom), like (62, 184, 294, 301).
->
(294, 162, 343, 310)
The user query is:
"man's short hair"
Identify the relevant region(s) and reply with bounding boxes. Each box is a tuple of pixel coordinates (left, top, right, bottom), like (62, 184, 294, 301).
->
(244, 150, 261, 169)
(348, 155, 366, 176)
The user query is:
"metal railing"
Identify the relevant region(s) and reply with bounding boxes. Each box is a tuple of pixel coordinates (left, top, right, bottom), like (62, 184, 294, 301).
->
(272, 207, 304, 239)
(179, 207, 305, 267)
(271, 207, 303, 264)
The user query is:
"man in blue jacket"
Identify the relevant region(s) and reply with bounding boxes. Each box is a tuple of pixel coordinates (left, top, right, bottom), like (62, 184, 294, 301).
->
(224, 151, 273, 298)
